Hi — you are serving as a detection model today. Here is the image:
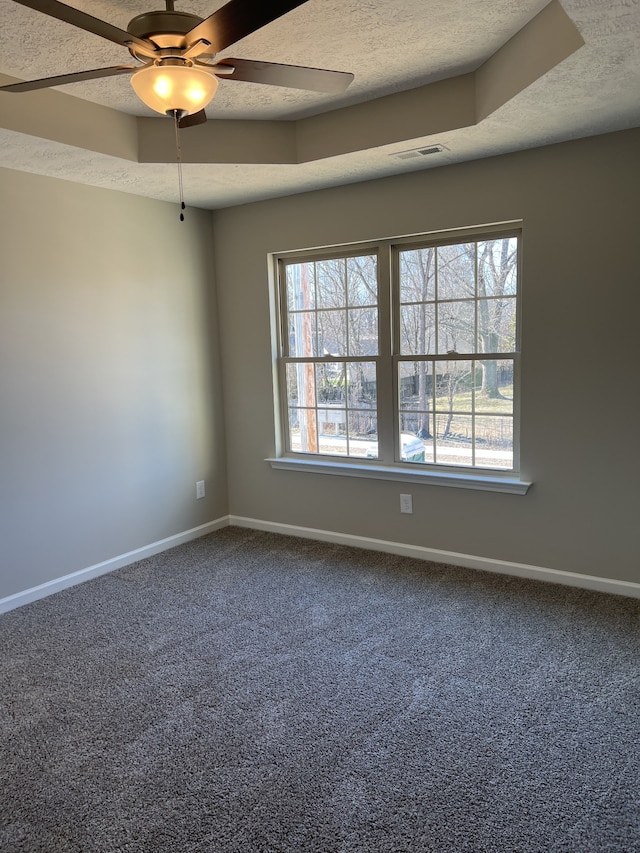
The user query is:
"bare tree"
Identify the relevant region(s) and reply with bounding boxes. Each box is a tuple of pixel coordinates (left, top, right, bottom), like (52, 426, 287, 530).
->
(475, 239, 517, 399)
(439, 361, 471, 438)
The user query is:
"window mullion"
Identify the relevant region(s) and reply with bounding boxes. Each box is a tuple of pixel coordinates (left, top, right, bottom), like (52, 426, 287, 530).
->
(377, 241, 395, 463)
(473, 243, 478, 468)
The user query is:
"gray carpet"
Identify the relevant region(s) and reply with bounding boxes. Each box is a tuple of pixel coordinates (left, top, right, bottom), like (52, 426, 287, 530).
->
(1, 527, 639, 853)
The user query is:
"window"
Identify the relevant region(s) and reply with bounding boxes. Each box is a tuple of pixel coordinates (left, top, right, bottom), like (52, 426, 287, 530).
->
(272, 224, 526, 491)
(282, 253, 379, 458)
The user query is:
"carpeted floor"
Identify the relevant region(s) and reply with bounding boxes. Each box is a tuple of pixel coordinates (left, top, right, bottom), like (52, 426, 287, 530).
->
(1, 526, 638, 852)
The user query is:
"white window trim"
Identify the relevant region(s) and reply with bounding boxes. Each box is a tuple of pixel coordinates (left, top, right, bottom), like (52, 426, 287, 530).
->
(266, 456, 531, 494)
(268, 222, 531, 495)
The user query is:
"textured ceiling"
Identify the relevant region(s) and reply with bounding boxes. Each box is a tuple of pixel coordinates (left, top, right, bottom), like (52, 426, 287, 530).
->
(0, 0, 639, 209)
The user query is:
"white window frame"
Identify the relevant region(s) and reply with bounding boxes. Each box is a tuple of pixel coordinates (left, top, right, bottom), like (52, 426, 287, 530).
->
(267, 223, 531, 495)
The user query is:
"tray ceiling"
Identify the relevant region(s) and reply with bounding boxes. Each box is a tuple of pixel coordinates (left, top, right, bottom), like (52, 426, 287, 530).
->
(1, 0, 638, 209)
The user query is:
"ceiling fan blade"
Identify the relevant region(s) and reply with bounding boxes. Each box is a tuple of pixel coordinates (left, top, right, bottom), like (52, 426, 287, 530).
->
(0, 66, 136, 93)
(217, 58, 354, 93)
(186, 0, 310, 55)
(11, 0, 154, 51)
(178, 109, 208, 129)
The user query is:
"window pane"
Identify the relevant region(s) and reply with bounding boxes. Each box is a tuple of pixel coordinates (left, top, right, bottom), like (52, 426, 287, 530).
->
(477, 297, 516, 353)
(285, 361, 378, 460)
(289, 312, 316, 357)
(316, 362, 345, 405)
(317, 310, 346, 356)
(398, 361, 433, 433)
(316, 259, 346, 309)
(316, 405, 345, 456)
(437, 301, 475, 353)
(286, 262, 315, 311)
(318, 407, 346, 441)
(434, 361, 474, 414)
(475, 360, 513, 414)
(348, 411, 378, 455)
(437, 243, 475, 299)
(399, 361, 418, 410)
(398, 432, 426, 463)
(288, 407, 300, 447)
(475, 416, 513, 469)
(287, 362, 316, 407)
(400, 413, 434, 459)
(399, 412, 431, 440)
(477, 238, 518, 296)
(347, 362, 377, 408)
(400, 303, 436, 355)
(349, 308, 378, 356)
(399, 248, 436, 303)
(422, 434, 435, 463)
(289, 407, 318, 454)
(434, 413, 473, 466)
(286, 363, 299, 407)
(347, 255, 377, 306)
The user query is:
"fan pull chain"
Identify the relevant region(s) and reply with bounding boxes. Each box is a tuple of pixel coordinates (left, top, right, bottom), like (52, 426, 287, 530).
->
(173, 111, 186, 222)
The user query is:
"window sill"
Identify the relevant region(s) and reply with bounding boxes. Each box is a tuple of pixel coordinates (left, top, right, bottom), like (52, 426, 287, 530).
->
(266, 456, 532, 495)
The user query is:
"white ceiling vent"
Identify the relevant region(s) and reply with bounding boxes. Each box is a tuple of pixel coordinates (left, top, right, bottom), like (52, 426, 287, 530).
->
(392, 144, 447, 160)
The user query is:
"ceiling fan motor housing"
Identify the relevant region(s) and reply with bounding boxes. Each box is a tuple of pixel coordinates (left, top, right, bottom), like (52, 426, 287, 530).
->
(127, 10, 204, 49)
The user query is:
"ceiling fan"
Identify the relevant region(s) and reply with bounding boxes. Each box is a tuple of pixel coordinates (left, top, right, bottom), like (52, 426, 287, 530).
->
(0, 0, 354, 127)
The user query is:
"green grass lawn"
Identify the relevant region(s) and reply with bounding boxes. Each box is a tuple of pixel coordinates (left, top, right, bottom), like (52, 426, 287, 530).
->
(434, 384, 513, 415)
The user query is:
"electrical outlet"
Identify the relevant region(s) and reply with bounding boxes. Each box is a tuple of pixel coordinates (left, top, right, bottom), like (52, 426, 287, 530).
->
(196, 480, 205, 499)
(400, 493, 413, 514)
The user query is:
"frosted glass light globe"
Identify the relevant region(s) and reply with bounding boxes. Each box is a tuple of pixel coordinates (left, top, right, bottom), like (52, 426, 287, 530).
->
(131, 63, 219, 116)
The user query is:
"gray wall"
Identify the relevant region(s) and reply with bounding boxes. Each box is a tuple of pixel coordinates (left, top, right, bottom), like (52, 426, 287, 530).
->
(0, 168, 227, 599)
(1, 130, 637, 602)
(212, 129, 640, 584)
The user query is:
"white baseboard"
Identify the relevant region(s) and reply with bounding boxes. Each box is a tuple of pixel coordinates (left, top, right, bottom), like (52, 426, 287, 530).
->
(229, 515, 640, 599)
(3, 514, 638, 614)
(0, 516, 230, 615)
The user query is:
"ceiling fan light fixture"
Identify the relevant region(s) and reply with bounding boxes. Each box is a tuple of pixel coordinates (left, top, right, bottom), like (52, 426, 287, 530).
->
(131, 61, 219, 116)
